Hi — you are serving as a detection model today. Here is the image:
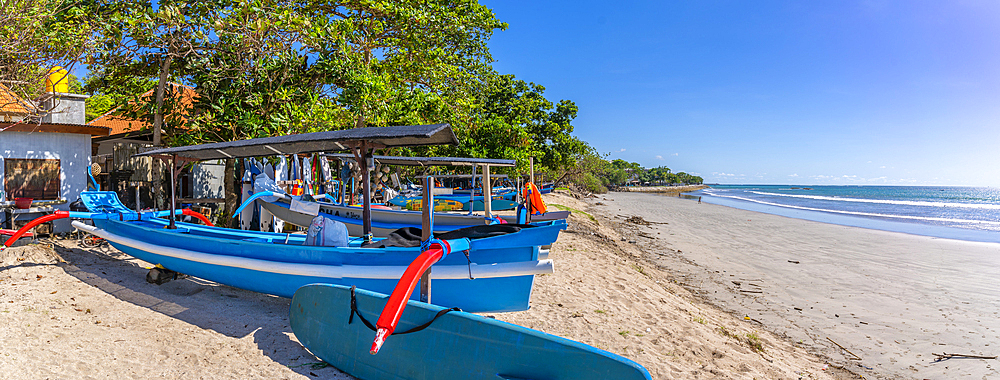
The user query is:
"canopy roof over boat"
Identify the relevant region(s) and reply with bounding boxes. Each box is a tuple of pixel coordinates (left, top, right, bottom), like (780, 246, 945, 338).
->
(136, 124, 458, 161)
(325, 153, 515, 167)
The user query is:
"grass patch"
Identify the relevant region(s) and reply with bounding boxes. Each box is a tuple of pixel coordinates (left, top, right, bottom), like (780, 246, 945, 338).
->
(693, 316, 707, 324)
(718, 326, 765, 353)
(744, 332, 765, 353)
(618, 330, 630, 337)
(555, 187, 569, 191)
(549, 203, 596, 223)
(631, 264, 645, 274)
(594, 309, 606, 314)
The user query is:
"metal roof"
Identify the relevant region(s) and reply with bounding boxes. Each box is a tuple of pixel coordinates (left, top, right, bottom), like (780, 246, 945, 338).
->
(325, 153, 515, 167)
(135, 124, 458, 160)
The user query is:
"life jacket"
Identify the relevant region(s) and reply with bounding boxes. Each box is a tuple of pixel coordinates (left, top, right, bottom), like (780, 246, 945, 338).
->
(521, 182, 547, 215)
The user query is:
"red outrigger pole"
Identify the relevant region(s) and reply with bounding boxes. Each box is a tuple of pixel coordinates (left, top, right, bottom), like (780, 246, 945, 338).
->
(3, 211, 69, 247)
(2, 209, 213, 248)
(369, 175, 472, 355)
(370, 239, 453, 354)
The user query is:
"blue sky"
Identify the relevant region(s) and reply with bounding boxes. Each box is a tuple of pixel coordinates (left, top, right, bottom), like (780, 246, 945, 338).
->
(483, 0, 1000, 186)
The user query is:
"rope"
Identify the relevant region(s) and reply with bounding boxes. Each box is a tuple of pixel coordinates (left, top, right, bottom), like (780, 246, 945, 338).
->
(348, 286, 460, 335)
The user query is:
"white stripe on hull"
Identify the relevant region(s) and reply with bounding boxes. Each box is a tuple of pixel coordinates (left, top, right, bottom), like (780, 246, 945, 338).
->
(73, 221, 554, 280)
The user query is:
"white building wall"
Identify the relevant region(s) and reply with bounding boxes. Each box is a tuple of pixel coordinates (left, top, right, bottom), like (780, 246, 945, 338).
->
(0, 131, 92, 233)
(192, 160, 226, 199)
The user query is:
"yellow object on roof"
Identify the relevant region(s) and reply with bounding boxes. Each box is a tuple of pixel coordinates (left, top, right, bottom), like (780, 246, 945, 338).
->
(46, 67, 69, 93)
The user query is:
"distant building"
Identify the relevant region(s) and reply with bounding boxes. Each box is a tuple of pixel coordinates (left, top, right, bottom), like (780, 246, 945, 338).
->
(0, 83, 36, 123)
(88, 84, 224, 208)
(1, 86, 109, 233)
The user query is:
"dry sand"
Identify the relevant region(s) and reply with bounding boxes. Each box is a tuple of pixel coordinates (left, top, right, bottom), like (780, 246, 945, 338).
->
(0, 241, 350, 379)
(2, 190, 950, 379)
(587, 191, 1000, 379)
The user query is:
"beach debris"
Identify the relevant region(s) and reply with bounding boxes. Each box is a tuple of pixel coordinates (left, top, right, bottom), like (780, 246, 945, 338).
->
(932, 352, 997, 361)
(788, 260, 800, 264)
(827, 337, 862, 360)
(625, 216, 650, 225)
(624, 215, 668, 226)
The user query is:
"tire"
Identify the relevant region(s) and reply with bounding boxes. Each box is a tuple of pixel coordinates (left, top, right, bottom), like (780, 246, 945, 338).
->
(79, 234, 104, 248)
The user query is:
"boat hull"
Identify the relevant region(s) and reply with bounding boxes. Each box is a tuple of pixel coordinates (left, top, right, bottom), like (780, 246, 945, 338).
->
(290, 284, 652, 380)
(81, 217, 564, 312)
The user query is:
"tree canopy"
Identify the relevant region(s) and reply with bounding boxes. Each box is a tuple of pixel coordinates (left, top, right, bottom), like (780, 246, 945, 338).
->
(15, 0, 705, 197)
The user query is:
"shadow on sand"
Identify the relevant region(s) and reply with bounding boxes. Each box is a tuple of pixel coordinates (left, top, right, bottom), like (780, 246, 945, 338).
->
(48, 238, 353, 380)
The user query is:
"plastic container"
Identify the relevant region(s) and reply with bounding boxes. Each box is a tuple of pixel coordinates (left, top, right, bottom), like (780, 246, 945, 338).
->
(14, 198, 33, 209)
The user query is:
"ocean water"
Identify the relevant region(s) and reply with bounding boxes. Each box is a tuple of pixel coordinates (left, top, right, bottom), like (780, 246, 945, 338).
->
(689, 185, 1000, 243)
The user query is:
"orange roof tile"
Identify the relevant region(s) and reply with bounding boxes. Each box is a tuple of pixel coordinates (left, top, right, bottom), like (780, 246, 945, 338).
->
(88, 83, 196, 136)
(0, 84, 36, 114)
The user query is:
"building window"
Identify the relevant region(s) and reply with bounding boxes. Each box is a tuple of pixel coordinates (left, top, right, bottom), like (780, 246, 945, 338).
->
(4, 158, 61, 200)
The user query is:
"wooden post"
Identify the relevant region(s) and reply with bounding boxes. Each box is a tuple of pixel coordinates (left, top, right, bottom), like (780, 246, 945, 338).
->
(420, 175, 434, 303)
(168, 154, 177, 229)
(529, 157, 534, 186)
(468, 164, 476, 216)
(483, 165, 492, 219)
(353, 143, 373, 242)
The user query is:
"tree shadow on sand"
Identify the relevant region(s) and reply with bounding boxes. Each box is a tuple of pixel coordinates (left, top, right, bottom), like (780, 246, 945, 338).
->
(48, 240, 353, 380)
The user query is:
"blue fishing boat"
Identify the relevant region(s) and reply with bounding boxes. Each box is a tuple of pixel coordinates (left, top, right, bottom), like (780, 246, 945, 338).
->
(290, 284, 652, 380)
(69, 193, 561, 312)
(6, 125, 564, 313)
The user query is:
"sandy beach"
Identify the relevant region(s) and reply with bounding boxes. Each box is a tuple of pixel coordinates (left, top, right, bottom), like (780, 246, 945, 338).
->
(8, 189, 991, 379)
(589, 191, 1000, 379)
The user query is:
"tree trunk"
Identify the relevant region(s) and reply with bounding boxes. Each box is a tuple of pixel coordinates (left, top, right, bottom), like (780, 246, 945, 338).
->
(224, 158, 239, 228)
(152, 55, 172, 146)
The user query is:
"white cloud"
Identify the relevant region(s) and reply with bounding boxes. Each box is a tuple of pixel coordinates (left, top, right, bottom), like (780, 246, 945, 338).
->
(655, 155, 664, 160)
(619, 148, 626, 152)
(671, 153, 679, 156)
(879, 166, 886, 169)
(788, 174, 799, 177)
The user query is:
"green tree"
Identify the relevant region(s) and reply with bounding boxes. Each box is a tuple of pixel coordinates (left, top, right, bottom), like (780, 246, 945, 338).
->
(86, 0, 511, 215)
(1, 0, 98, 118)
(449, 74, 588, 176)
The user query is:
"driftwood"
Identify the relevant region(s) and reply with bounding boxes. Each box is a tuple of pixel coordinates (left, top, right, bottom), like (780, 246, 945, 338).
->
(623, 215, 669, 226)
(932, 353, 997, 361)
(827, 337, 862, 360)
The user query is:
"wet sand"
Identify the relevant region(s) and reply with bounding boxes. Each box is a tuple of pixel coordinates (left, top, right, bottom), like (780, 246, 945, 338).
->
(592, 191, 1000, 379)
